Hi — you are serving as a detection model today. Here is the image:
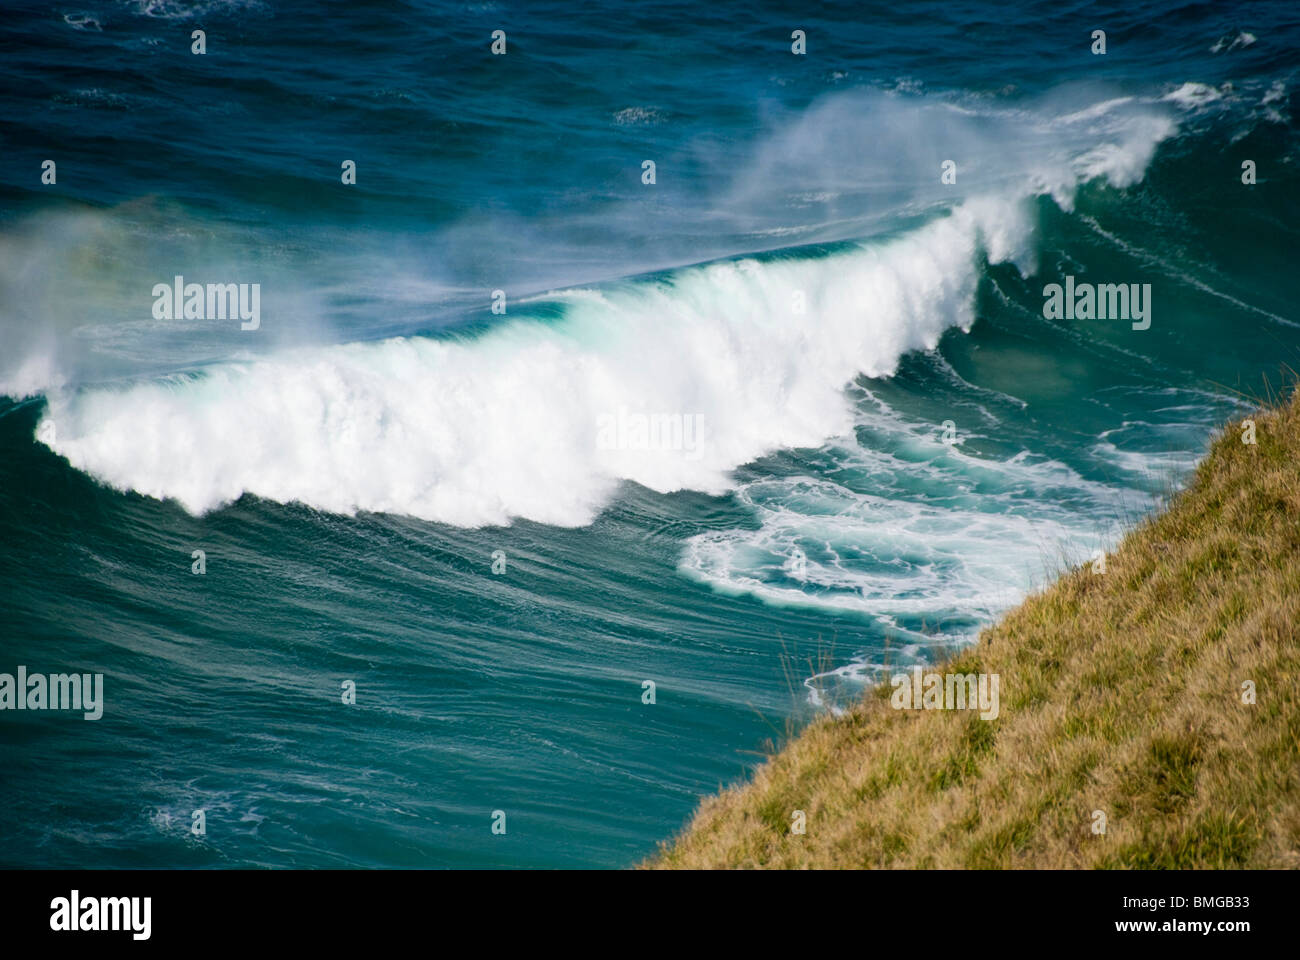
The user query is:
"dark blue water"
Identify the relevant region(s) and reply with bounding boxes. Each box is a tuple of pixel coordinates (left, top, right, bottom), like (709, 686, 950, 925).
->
(1, 1, 1297, 867)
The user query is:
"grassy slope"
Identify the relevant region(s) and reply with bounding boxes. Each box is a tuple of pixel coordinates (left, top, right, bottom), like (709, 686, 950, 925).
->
(651, 393, 1300, 868)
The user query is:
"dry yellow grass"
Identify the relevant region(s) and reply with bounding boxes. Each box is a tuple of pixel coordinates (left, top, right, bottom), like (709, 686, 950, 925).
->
(650, 390, 1300, 869)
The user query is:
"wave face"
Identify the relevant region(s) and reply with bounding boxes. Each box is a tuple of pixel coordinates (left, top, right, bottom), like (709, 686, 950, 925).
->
(38, 206, 1014, 524)
(2, 0, 1299, 870)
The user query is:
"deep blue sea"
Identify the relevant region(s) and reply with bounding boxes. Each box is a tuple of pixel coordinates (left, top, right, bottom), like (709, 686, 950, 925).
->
(1, 0, 1297, 868)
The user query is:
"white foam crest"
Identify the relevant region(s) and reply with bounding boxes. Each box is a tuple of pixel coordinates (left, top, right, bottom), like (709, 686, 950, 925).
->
(39, 203, 1022, 524)
(1162, 82, 1224, 108)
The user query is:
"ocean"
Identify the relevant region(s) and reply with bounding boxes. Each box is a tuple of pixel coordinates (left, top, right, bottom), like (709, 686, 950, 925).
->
(0, 0, 1297, 868)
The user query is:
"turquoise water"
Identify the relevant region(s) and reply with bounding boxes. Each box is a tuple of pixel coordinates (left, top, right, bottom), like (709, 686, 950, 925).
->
(1, 1, 1298, 867)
